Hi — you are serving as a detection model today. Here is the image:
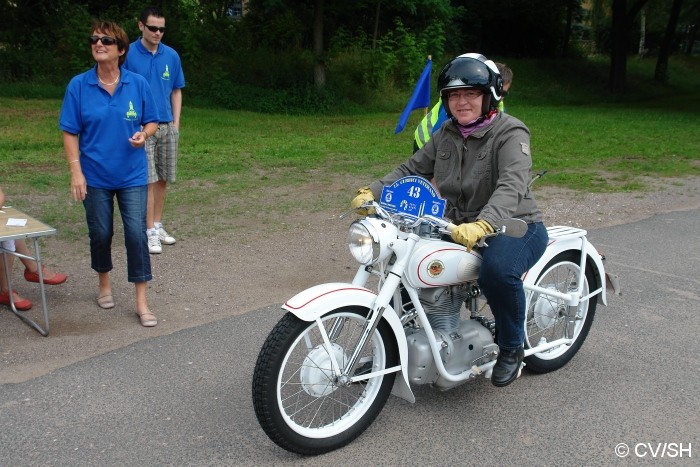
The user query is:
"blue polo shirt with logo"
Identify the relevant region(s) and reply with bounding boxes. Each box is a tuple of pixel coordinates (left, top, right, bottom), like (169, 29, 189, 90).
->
(59, 67, 159, 189)
(124, 39, 185, 123)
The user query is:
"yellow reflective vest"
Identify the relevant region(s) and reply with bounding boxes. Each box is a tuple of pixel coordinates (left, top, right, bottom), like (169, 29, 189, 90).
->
(413, 100, 444, 151)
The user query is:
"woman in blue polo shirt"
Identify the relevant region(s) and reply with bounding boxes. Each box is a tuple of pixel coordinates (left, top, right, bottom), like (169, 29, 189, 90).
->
(59, 20, 160, 327)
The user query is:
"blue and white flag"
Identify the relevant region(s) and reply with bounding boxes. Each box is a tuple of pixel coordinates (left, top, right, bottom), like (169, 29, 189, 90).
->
(394, 58, 432, 134)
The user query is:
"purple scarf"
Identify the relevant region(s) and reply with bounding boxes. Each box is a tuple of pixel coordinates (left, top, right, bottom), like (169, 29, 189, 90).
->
(456, 110, 498, 138)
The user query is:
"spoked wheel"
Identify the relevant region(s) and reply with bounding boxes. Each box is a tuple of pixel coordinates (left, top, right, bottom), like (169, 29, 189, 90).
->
(252, 307, 398, 455)
(524, 252, 597, 373)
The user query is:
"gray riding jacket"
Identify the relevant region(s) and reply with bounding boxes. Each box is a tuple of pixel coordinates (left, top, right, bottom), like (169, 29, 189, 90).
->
(369, 112, 543, 228)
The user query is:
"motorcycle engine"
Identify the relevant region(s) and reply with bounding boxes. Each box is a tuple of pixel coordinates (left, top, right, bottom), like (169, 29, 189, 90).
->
(405, 285, 497, 390)
(420, 285, 470, 333)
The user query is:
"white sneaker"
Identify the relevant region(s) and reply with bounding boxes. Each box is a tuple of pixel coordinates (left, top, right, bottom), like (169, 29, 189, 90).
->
(157, 227, 176, 245)
(148, 234, 162, 254)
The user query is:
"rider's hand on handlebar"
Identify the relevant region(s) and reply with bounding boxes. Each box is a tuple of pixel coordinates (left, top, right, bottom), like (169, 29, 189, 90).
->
(451, 220, 494, 252)
(351, 186, 375, 216)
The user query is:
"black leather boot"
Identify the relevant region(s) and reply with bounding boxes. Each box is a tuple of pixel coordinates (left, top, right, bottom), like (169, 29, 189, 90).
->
(491, 346, 524, 387)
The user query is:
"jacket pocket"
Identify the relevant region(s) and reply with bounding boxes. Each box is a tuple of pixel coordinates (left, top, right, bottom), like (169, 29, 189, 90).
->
(434, 150, 455, 179)
(471, 150, 491, 179)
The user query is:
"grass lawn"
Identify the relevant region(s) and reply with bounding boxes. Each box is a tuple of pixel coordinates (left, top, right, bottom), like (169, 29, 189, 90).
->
(0, 56, 698, 239)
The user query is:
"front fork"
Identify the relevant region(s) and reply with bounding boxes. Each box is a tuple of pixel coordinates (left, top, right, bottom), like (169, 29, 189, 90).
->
(330, 271, 403, 385)
(330, 239, 415, 384)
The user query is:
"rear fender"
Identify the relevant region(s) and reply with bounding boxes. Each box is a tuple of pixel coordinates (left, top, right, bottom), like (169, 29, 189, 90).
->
(283, 282, 415, 403)
(524, 238, 607, 306)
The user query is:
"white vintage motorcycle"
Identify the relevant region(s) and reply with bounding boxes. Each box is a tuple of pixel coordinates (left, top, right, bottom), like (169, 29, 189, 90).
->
(252, 176, 619, 455)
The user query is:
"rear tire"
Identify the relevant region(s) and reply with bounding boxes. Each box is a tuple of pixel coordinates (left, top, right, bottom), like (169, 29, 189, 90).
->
(252, 307, 398, 455)
(524, 252, 597, 373)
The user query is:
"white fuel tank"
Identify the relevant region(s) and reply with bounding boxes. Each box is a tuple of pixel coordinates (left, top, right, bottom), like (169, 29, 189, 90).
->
(405, 239, 483, 288)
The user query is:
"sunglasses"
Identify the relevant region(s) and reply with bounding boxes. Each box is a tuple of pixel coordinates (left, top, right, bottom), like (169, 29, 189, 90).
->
(144, 24, 166, 33)
(88, 35, 119, 46)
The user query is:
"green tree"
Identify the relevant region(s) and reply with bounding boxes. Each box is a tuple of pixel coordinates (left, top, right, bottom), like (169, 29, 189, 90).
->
(244, 0, 453, 89)
(601, 0, 697, 91)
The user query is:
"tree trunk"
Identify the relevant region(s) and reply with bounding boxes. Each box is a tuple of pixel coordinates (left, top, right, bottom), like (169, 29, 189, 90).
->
(313, 0, 326, 89)
(684, 24, 697, 55)
(609, 0, 628, 92)
(562, 0, 574, 58)
(654, 0, 684, 83)
(609, 0, 650, 92)
(372, 1, 381, 50)
(638, 8, 646, 58)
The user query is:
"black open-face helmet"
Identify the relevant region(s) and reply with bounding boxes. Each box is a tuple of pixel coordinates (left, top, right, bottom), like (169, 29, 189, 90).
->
(438, 53, 503, 118)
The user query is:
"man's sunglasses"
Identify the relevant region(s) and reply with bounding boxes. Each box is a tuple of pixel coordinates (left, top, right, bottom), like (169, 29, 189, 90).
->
(88, 35, 120, 46)
(145, 24, 166, 33)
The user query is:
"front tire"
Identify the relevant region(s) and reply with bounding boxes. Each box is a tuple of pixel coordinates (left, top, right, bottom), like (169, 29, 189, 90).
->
(252, 307, 398, 455)
(524, 252, 597, 373)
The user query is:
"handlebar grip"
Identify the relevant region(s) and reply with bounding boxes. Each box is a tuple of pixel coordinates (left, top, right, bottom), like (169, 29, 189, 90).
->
(445, 222, 457, 233)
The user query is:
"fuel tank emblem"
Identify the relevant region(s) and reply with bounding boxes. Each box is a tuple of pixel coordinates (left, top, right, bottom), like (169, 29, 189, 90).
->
(427, 260, 445, 278)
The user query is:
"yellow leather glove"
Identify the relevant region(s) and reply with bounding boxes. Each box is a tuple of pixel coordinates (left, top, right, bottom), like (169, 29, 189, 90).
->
(351, 186, 375, 216)
(450, 220, 495, 252)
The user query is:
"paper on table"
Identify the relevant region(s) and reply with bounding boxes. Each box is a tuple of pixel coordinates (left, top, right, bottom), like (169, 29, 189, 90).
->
(7, 218, 28, 227)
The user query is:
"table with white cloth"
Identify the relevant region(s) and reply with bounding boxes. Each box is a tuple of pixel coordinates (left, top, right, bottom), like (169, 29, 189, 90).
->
(0, 206, 57, 336)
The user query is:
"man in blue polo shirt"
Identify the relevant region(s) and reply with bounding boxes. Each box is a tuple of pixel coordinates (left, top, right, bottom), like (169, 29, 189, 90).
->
(124, 5, 186, 255)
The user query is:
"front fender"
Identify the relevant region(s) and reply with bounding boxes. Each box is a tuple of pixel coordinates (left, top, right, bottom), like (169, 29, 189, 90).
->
(283, 282, 415, 403)
(524, 238, 607, 306)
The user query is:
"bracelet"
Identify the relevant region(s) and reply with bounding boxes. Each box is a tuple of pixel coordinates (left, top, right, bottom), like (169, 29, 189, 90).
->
(142, 131, 150, 139)
(69, 159, 80, 164)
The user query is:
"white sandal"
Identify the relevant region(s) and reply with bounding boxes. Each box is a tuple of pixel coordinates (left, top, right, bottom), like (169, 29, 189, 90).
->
(136, 309, 157, 327)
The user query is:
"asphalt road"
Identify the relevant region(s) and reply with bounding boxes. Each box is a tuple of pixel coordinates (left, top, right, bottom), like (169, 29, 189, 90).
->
(1, 208, 698, 466)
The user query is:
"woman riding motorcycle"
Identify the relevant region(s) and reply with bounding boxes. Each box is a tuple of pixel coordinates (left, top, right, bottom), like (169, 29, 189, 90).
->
(352, 53, 549, 387)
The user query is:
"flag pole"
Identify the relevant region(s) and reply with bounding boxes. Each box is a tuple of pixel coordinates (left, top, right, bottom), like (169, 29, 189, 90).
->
(424, 55, 432, 116)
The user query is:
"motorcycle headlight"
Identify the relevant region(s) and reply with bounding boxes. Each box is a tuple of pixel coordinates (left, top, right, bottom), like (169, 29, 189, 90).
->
(348, 219, 396, 265)
(348, 221, 377, 265)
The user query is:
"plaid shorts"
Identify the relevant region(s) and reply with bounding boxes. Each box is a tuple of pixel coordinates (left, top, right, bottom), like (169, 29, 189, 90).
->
(145, 122, 179, 183)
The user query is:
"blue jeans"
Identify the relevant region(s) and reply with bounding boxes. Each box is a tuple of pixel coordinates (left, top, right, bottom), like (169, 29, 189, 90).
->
(478, 222, 548, 350)
(83, 186, 152, 283)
